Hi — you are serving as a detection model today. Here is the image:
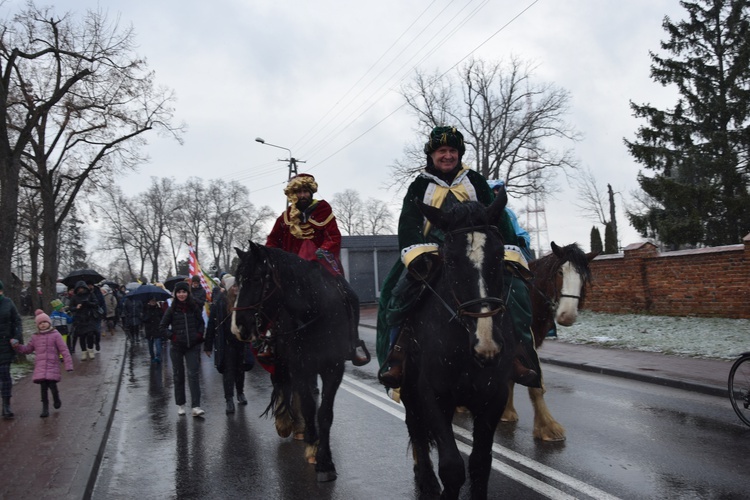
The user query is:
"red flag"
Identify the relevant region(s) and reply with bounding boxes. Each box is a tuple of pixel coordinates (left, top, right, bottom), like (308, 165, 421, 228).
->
(187, 243, 212, 302)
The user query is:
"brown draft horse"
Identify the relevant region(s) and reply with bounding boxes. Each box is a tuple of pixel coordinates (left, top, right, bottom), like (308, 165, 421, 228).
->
(500, 242, 597, 441)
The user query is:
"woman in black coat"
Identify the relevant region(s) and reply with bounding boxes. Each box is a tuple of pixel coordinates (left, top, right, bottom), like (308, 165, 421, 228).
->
(160, 281, 205, 417)
(68, 281, 101, 361)
(204, 275, 250, 414)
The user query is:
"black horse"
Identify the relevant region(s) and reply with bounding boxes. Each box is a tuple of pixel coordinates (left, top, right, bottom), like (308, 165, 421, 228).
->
(399, 195, 516, 499)
(231, 242, 358, 482)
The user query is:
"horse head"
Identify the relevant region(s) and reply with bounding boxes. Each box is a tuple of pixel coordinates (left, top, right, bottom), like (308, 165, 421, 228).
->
(549, 241, 597, 326)
(231, 241, 279, 342)
(415, 195, 509, 364)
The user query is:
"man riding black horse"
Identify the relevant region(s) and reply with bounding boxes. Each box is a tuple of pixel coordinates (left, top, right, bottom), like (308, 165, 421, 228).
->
(376, 126, 542, 390)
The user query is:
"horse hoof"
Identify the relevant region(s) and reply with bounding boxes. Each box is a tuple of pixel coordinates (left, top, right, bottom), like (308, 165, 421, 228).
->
(275, 425, 292, 438)
(307, 455, 317, 464)
(316, 470, 337, 482)
(293, 432, 305, 441)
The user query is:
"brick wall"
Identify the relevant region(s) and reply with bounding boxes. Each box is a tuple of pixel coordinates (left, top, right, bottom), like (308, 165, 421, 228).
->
(584, 233, 750, 319)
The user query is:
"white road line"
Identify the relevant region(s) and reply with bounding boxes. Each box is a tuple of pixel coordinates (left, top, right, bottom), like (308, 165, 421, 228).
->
(340, 375, 622, 500)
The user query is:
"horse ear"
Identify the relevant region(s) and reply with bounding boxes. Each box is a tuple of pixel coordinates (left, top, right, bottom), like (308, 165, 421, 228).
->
(235, 247, 247, 259)
(487, 188, 507, 223)
(416, 198, 447, 228)
(551, 241, 563, 257)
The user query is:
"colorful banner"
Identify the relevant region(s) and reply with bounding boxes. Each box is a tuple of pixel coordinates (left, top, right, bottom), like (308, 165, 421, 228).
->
(187, 242, 212, 303)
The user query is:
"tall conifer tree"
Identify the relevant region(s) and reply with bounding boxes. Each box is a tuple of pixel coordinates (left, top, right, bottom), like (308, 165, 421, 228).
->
(625, 0, 750, 248)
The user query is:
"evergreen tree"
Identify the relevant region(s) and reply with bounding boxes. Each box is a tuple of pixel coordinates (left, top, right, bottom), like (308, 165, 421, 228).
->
(604, 222, 618, 254)
(590, 226, 604, 254)
(625, 0, 750, 248)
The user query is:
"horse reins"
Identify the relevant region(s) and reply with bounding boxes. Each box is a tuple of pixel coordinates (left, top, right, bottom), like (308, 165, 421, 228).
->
(421, 224, 507, 329)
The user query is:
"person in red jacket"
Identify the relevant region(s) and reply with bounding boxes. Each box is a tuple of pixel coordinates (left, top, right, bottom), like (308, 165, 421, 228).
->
(12, 309, 73, 417)
(261, 173, 369, 366)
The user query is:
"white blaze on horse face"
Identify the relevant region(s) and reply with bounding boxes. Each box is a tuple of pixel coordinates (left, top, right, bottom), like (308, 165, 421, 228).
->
(230, 292, 243, 340)
(556, 261, 582, 326)
(466, 233, 500, 359)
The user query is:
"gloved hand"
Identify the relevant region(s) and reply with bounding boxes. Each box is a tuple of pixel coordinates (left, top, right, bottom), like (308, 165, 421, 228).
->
(315, 248, 325, 260)
(407, 253, 440, 281)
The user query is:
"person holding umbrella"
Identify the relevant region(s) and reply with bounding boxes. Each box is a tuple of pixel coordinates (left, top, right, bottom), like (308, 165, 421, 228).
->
(68, 281, 100, 361)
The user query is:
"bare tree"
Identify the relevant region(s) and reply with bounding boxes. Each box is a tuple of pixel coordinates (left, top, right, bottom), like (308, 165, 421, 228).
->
(0, 3, 183, 306)
(331, 189, 364, 235)
(574, 167, 619, 250)
(177, 178, 209, 260)
(363, 198, 394, 235)
(394, 56, 580, 199)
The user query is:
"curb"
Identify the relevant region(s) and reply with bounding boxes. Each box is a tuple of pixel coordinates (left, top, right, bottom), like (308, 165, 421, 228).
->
(539, 356, 728, 398)
(83, 336, 128, 500)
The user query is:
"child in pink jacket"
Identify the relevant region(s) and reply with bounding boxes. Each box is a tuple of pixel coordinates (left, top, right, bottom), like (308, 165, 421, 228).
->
(12, 309, 73, 417)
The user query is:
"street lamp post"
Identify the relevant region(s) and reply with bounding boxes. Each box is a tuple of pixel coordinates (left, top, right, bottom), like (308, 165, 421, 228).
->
(255, 137, 305, 181)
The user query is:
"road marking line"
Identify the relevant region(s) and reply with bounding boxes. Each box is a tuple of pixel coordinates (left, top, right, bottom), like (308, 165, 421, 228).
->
(341, 376, 622, 500)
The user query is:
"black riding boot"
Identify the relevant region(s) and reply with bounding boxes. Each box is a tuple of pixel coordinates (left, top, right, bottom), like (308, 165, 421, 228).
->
(225, 398, 235, 415)
(2, 397, 13, 419)
(378, 327, 408, 389)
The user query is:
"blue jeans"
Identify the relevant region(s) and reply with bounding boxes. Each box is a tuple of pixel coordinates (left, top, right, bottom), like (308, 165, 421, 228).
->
(148, 337, 163, 361)
(170, 343, 201, 408)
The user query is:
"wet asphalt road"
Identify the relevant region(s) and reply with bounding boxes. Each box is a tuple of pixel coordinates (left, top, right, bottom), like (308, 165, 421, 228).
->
(92, 328, 748, 499)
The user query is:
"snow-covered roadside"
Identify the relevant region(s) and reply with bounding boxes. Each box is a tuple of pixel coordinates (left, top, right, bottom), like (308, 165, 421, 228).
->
(555, 310, 750, 361)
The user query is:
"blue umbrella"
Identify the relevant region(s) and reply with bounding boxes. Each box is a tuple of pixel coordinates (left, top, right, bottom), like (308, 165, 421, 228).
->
(125, 284, 172, 303)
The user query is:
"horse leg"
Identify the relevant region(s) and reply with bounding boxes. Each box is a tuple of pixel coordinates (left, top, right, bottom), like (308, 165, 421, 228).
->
(291, 391, 306, 440)
(403, 395, 441, 497)
(500, 380, 519, 422)
(469, 401, 505, 500)
(312, 365, 344, 482)
(431, 403, 465, 500)
(273, 385, 294, 438)
(530, 385, 566, 442)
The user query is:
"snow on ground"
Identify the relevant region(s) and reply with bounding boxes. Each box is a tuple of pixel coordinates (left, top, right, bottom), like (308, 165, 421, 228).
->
(556, 311, 750, 361)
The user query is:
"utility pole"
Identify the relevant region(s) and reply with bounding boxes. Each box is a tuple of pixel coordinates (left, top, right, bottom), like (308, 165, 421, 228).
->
(255, 137, 306, 181)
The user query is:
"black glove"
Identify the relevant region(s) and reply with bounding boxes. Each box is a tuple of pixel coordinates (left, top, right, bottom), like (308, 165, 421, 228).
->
(407, 252, 440, 281)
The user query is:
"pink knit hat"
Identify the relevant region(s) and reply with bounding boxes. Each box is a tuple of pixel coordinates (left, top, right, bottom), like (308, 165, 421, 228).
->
(34, 309, 52, 329)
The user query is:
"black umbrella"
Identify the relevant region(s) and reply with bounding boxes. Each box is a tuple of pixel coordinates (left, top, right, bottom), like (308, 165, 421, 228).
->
(164, 275, 188, 292)
(101, 280, 121, 291)
(61, 269, 106, 288)
(125, 284, 172, 303)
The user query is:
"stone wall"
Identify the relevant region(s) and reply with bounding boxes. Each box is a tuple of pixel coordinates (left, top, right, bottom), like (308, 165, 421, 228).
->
(584, 233, 750, 319)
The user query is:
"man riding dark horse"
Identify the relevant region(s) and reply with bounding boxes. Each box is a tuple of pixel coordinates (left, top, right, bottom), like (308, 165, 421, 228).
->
(261, 173, 370, 366)
(376, 126, 542, 390)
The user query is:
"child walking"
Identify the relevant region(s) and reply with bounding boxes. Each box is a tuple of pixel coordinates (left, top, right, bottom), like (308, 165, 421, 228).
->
(11, 309, 73, 417)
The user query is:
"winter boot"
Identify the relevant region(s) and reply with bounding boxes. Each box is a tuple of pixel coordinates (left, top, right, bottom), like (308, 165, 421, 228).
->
(80, 350, 88, 361)
(237, 393, 248, 405)
(40, 400, 49, 418)
(2, 397, 14, 419)
(88, 349, 95, 360)
(51, 384, 62, 409)
(225, 399, 235, 415)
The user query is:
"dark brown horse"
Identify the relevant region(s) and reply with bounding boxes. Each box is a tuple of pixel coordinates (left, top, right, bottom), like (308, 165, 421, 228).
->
(501, 242, 597, 441)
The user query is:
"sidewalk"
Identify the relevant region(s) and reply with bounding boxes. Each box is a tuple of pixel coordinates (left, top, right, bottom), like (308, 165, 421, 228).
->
(0, 309, 733, 500)
(358, 306, 731, 397)
(0, 328, 127, 500)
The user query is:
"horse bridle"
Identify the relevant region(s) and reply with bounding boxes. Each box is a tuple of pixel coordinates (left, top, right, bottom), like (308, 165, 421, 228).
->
(425, 225, 507, 325)
(232, 262, 282, 331)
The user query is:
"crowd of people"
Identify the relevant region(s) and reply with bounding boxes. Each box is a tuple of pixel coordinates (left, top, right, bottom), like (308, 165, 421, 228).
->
(2, 124, 540, 423)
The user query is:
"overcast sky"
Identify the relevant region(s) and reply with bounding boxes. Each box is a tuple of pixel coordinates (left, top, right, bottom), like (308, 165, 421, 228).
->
(11, 0, 688, 255)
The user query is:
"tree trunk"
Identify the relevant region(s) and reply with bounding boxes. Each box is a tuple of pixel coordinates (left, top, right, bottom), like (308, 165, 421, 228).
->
(0, 155, 22, 304)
